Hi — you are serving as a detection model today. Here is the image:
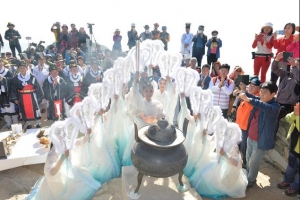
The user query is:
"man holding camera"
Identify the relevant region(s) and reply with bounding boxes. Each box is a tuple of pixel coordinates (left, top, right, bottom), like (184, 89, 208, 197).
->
(192, 25, 207, 68)
(127, 23, 138, 49)
(69, 24, 79, 48)
(206, 30, 222, 67)
(160, 26, 170, 51)
(4, 22, 22, 58)
(51, 22, 61, 49)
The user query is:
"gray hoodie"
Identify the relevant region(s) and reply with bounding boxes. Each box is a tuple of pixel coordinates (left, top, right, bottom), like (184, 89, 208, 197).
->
(272, 60, 299, 105)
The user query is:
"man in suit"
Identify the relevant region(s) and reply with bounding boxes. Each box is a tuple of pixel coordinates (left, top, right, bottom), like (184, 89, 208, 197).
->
(197, 64, 211, 90)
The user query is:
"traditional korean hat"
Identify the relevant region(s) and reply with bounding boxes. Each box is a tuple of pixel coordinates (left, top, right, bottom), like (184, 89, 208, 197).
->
(69, 60, 77, 68)
(185, 23, 191, 29)
(18, 60, 26, 67)
(49, 63, 58, 71)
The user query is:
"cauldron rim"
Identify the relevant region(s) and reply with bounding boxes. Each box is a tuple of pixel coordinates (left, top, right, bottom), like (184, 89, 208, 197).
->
(138, 125, 185, 148)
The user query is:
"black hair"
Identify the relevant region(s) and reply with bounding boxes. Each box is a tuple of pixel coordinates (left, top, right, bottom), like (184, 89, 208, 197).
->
(50, 142, 53, 150)
(260, 28, 273, 36)
(284, 23, 296, 34)
(220, 63, 230, 71)
(261, 81, 278, 94)
(202, 64, 210, 69)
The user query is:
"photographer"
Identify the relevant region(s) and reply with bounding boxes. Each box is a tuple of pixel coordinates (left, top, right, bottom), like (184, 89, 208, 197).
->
(191, 25, 207, 67)
(112, 29, 122, 53)
(4, 22, 22, 58)
(206, 30, 222, 67)
(78, 27, 90, 53)
(51, 22, 61, 50)
(69, 24, 79, 48)
(59, 24, 71, 56)
(127, 23, 138, 49)
(160, 26, 170, 51)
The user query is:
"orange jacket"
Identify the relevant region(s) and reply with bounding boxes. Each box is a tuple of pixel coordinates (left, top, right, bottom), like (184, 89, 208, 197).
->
(236, 91, 260, 130)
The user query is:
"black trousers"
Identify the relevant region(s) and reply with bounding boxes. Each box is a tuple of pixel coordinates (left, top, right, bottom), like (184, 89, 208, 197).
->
(207, 53, 218, 68)
(192, 48, 205, 67)
(9, 45, 22, 58)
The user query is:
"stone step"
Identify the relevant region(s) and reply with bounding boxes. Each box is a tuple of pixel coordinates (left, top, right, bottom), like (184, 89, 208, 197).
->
(4, 166, 43, 192)
(0, 176, 26, 199)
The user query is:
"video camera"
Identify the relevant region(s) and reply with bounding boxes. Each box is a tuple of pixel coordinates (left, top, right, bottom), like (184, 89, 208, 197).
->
(87, 23, 95, 34)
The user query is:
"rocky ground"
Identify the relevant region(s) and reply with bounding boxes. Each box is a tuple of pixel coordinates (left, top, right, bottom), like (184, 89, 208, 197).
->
(0, 160, 298, 200)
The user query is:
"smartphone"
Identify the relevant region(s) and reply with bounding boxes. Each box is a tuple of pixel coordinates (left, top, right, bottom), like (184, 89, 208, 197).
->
(277, 30, 284, 35)
(283, 52, 293, 62)
(237, 75, 250, 86)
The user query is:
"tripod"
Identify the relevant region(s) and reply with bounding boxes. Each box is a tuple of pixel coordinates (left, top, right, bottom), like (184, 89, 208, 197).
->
(87, 23, 97, 59)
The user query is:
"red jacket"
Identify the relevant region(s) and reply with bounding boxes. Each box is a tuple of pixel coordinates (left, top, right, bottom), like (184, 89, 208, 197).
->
(286, 41, 300, 59)
(273, 36, 294, 61)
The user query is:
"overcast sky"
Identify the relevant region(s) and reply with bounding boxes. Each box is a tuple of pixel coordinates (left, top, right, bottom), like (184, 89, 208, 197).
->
(1, 0, 299, 76)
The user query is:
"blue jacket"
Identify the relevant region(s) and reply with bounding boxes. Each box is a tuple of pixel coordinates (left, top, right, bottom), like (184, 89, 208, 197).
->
(65, 51, 85, 65)
(206, 39, 222, 58)
(246, 94, 280, 150)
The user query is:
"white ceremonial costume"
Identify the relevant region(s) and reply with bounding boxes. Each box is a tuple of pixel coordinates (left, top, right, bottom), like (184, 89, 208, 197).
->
(180, 33, 194, 56)
(26, 146, 101, 200)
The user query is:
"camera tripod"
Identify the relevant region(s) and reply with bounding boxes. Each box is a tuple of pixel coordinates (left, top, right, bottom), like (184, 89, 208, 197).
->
(87, 23, 98, 58)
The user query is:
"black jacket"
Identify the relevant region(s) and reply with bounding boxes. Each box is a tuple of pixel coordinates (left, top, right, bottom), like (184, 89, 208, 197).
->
(4, 29, 21, 46)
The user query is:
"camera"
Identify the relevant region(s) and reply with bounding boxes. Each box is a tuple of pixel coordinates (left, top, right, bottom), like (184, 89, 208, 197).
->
(40, 41, 45, 43)
(30, 42, 37, 47)
(56, 22, 60, 25)
(212, 38, 217, 42)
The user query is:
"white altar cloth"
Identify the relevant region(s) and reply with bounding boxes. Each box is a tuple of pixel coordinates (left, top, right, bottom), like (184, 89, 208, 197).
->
(0, 129, 49, 171)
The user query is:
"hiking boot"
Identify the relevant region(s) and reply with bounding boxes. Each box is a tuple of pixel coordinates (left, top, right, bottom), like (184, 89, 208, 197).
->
(277, 181, 290, 189)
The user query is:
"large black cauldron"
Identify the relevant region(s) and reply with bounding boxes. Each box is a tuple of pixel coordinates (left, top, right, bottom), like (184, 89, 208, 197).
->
(130, 120, 188, 199)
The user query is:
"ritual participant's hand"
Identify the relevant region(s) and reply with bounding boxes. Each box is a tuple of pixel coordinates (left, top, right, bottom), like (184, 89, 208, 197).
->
(98, 109, 105, 116)
(87, 128, 92, 134)
(180, 93, 185, 98)
(114, 94, 119, 101)
(0, 74, 3, 81)
(220, 148, 225, 156)
(64, 149, 69, 158)
(14, 100, 19, 104)
(166, 76, 171, 82)
(203, 130, 207, 136)
(184, 44, 189, 48)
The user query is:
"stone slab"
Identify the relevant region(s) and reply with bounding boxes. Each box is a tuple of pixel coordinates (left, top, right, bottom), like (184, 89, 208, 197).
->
(121, 166, 202, 200)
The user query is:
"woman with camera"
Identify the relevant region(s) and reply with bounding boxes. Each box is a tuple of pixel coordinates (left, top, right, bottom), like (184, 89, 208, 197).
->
(271, 23, 295, 83)
(206, 30, 222, 67)
(252, 23, 274, 83)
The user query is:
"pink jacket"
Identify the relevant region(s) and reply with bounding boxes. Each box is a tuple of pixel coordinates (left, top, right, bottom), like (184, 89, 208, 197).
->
(286, 41, 300, 59)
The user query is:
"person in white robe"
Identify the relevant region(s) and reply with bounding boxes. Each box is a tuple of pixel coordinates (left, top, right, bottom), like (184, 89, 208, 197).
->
(180, 23, 194, 58)
(26, 144, 101, 200)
